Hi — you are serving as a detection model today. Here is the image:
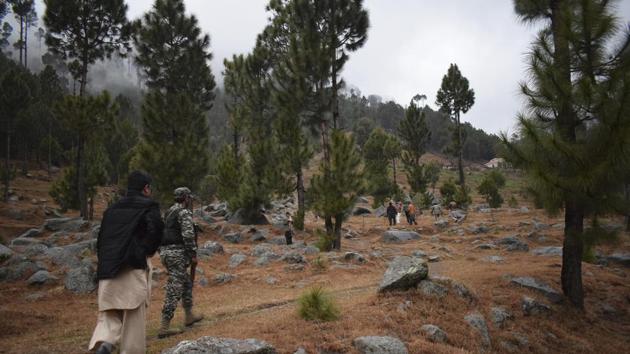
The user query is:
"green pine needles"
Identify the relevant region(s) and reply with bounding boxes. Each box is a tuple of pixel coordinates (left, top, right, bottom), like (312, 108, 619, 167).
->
(297, 286, 340, 321)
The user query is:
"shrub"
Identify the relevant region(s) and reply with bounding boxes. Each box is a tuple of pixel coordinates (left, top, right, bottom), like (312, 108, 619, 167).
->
(312, 255, 328, 272)
(508, 195, 518, 208)
(314, 229, 334, 252)
(439, 179, 457, 205)
(297, 286, 340, 321)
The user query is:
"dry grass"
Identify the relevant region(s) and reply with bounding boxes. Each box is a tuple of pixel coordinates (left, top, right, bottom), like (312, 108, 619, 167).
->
(0, 169, 629, 353)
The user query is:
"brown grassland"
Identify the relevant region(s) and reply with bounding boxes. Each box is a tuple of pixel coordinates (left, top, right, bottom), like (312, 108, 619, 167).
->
(0, 166, 628, 354)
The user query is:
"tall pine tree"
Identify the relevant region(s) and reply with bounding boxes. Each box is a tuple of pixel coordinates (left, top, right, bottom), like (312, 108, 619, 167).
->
(436, 63, 475, 189)
(133, 0, 215, 202)
(398, 96, 431, 196)
(504, 0, 630, 308)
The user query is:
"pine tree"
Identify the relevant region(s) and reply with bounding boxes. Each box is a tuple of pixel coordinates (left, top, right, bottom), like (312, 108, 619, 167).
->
(310, 131, 364, 249)
(44, 0, 133, 217)
(398, 97, 431, 196)
(134, 0, 215, 110)
(9, 0, 36, 68)
(504, 0, 630, 308)
(363, 128, 399, 206)
(436, 63, 475, 189)
(38, 65, 64, 175)
(132, 92, 210, 204)
(133, 0, 215, 202)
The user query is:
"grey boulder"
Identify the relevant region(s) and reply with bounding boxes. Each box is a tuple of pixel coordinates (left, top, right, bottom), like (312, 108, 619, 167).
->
(521, 296, 551, 316)
(510, 276, 562, 303)
(378, 256, 428, 292)
(382, 230, 420, 243)
(44, 217, 88, 232)
(64, 265, 96, 294)
(27, 270, 58, 285)
(420, 324, 447, 343)
(531, 247, 562, 256)
(162, 337, 277, 354)
(465, 312, 492, 349)
(352, 336, 408, 354)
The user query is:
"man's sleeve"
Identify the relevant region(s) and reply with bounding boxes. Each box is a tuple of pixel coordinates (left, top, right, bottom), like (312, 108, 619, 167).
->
(144, 205, 164, 256)
(178, 209, 197, 257)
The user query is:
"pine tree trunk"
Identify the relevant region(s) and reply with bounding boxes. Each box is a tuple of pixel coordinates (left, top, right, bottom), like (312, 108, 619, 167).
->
(625, 183, 630, 232)
(456, 112, 465, 187)
(296, 169, 305, 231)
(22, 142, 27, 175)
(325, 215, 333, 237)
(48, 117, 52, 176)
(24, 21, 28, 69)
(77, 137, 87, 218)
(333, 213, 343, 250)
(19, 17, 24, 66)
(561, 199, 584, 308)
(330, 0, 339, 130)
(4, 121, 10, 201)
(392, 158, 397, 186)
(320, 121, 330, 168)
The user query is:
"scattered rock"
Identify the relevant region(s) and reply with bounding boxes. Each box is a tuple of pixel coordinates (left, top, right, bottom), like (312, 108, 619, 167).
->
(450, 210, 467, 223)
(213, 273, 235, 284)
(229, 254, 247, 268)
(468, 224, 490, 234)
(520, 207, 529, 213)
(531, 247, 562, 257)
(418, 280, 448, 298)
(465, 312, 492, 349)
(303, 245, 319, 255)
(9, 237, 42, 248)
(378, 256, 428, 292)
(281, 251, 305, 264)
(374, 206, 386, 217)
(44, 217, 88, 232)
(0, 244, 14, 262)
(428, 255, 440, 263)
(411, 250, 427, 258)
(268, 236, 287, 245)
(510, 276, 562, 303)
(250, 229, 268, 242)
(265, 276, 278, 285)
(24, 243, 49, 257)
(255, 252, 280, 267)
(18, 228, 43, 238)
(474, 243, 496, 250)
(162, 336, 277, 354)
(352, 336, 408, 354)
(223, 232, 242, 244)
(420, 324, 448, 343)
(44, 247, 81, 269)
(27, 270, 58, 285)
(284, 264, 305, 272)
(434, 219, 449, 230)
(352, 206, 372, 215)
(382, 230, 421, 243)
(64, 265, 96, 294)
(497, 235, 529, 252)
(294, 348, 306, 354)
(200, 241, 224, 256)
(357, 196, 370, 204)
(521, 296, 551, 316)
(490, 307, 513, 328)
(228, 209, 270, 225)
(607, 253, 630, 267)
(343, 252, 366, 263)
(483, 255, 505, 263)
(0, 259, 44, 282)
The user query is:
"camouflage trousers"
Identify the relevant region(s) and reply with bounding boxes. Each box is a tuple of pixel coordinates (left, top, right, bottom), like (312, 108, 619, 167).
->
(159, 247, 193, 322)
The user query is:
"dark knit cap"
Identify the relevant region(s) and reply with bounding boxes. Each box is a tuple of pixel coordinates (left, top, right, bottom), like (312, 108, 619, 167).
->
(127, 170, 152, 192)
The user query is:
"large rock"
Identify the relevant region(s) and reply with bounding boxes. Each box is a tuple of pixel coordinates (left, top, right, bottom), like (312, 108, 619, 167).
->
(490, 307, 513, 328)
(497, 235, 529, 252)
(374, 206, 387, 217)
(468, 224, 490, 234)
(521, 296, 551, 316)
(420, 324, 447, 343)
(228, 209, 270, 225)
(18, 228, 43, 238)
(27, 270, 58, 285)
(531, 247, 562, 256)
(199, 241, 224, 256)
(343, 252, 366, 263)
(352, 336, 408, 354)
(378, 256, 428, 292)
(229, 254, 247, 268)
(162, 337, 277, 354)
(510, 276, 562, 303)
(63, 239, 97, 254)
(9, 237, 43, 247)
(0, 260, 44, 282)
(465, 313, 492, 349)
(223, 232, 242, 244)
(353, 206, 372, 216)
(0, 244, 14, 262)
(450, 210, 467, 223)
(607, 253, 630, 267)
(251, 244, 274, 257)
(382, 230, 421, 243)
(44, 247, 81, 269)
(24, 243, 49, 257)
(249, 229, 268, 242)
(64, 265, 96, 294)
(418, 280, 448, 298)
(280, 251, 305, 264)
(434, 219, 449, 230)
(44, 217, 88, 232)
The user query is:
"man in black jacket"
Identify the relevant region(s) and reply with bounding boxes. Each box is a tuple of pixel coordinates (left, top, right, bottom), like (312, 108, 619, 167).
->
(89, 171, 164, 354)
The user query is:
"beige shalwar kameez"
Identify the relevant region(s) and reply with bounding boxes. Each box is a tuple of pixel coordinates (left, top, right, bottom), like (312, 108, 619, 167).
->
(88, 259, 152, 354)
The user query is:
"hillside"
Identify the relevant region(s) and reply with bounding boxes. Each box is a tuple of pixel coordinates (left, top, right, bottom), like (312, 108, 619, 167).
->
(0, 168, 629, 353)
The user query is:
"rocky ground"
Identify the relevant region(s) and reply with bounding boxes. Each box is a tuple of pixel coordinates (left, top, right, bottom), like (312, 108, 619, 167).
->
(0, 170, 629, 354)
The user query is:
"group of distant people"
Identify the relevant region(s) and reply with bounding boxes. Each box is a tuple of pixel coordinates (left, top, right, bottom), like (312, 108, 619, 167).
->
(385, 199, 445, 227)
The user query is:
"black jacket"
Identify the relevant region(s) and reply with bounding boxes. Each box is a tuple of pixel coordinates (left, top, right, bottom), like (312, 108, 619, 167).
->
(386, 205, 398, 218)
(96, 191, 164, 280)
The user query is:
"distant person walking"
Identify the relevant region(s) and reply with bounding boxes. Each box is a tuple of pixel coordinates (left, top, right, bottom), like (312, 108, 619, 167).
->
(285, 212, 294, 245)
(89, 171, 164, 354)
(407, 202, 418, 225)
(158, 187, 204, 338)
(431, 203, 442, 220)
(386, 202, 397, 226)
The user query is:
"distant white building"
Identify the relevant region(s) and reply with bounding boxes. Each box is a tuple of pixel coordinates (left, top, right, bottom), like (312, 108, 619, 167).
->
(484, 158, 505, 169)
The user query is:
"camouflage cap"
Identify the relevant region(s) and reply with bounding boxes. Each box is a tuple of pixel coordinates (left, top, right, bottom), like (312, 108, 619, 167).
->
(174, 187, 192, 199)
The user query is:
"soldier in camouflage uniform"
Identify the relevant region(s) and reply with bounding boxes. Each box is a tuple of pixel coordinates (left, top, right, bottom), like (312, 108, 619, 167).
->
(157, 187, 204, 338)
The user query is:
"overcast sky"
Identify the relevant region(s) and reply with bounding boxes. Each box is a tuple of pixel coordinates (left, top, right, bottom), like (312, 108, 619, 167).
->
(33, 0, 630, 135)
